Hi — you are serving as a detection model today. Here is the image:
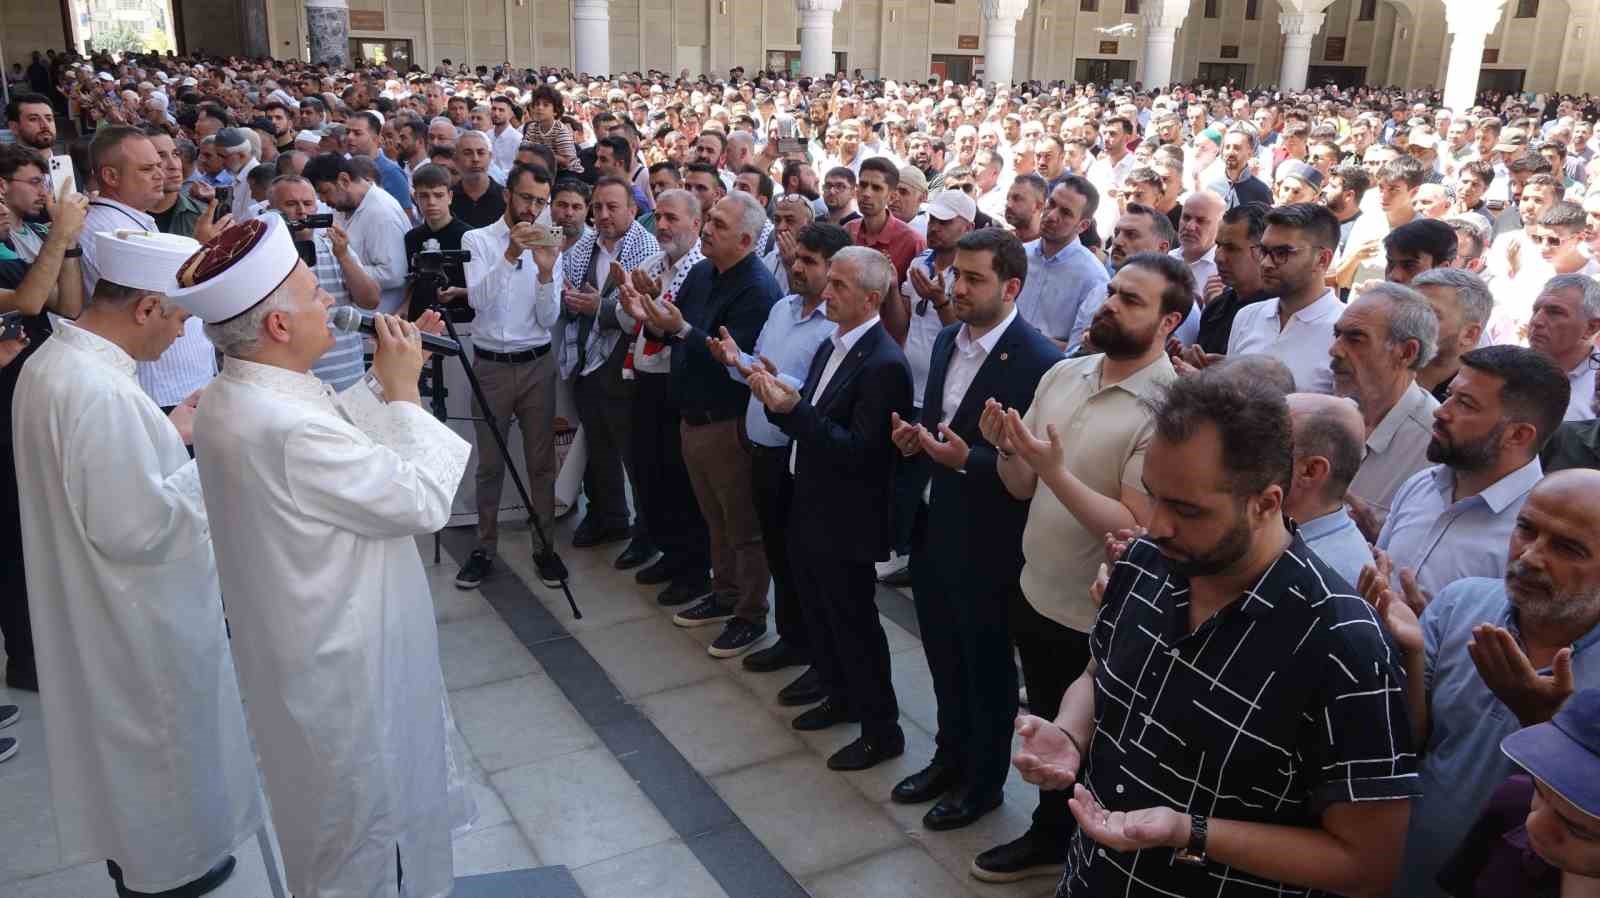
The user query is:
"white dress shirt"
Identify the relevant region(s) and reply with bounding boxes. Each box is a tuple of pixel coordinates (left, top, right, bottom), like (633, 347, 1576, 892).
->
(938, 306, 1016, 429)
(343, 185, 412, 314)
(1168, 244, 1217, 346)
(900, 249, 958, 407)
(791, 315, 880, 475)
(1566, 358, 1597, 422)
(1226, 288, 1345, 394)
(490, 124, 522, 173)
(462, 217, 563, 352)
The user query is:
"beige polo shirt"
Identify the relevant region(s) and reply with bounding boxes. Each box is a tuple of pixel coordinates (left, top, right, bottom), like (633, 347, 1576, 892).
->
(1018, 353, 1176, 632)
(1349, 381, 1439, 514)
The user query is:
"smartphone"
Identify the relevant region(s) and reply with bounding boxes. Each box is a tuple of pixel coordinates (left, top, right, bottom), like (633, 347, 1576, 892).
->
(213, 187, 232, 222)
(777, 138, 806, 158)
(0, 311, 25, 342)
(48, 155, 75, 202)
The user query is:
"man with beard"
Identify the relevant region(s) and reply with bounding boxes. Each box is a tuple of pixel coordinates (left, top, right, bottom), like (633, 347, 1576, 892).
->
(967, 251, 1188, 884)
(1227, 203, 1344, 394)
(5, 93, 57, 154)
(1365, 467, 1600, 898)
(1108, 203, 1177, 270)
(1003, 173, 1046, 244)
(1377, 345, 1567, 599)
(887, 227, 1062, 834)
(847, 157, 924, 285)
(1207, 126, 1272, 209)
(1193, 202, 1271, 356)
(1008, 368, 1417, 898)
(760, 195, 813, 295)
(1320, 164, 1371, 256)
(1168, 190, 1223, 345)
(1013, 177, 1109, 353)
(1413, 267, 1493, 404)
(304, 153, 411, 314)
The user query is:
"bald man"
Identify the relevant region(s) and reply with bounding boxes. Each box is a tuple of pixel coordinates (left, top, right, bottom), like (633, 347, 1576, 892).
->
(1169, 190, 1224, 345)
(1286, 394, 1375, 585)
(1378, 467, 1600, 898)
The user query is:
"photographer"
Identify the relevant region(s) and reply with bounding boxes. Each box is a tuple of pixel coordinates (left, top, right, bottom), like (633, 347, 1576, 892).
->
(304, 153, 412, 314)
(267, 174, 379, 391)
(404, 163, 471, 320)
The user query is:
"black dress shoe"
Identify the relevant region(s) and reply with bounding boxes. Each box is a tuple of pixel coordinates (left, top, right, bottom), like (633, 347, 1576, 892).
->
(791, 699, 857, 731)
(109, 855, 236, 897)
(614, 538, 658, 570)
(880, 566, 913, 588)
(657, 579, 712, 607)
(5, 660, 37, 692)
(742, 638, 808, 672)
(891, 761, 962, 804)
(827, 729, 905, 770)
(924, 789, 1003, 831)
(970, 830, 1068, 883)
(572, 520, 631, 548)
(777, 667, 826, 706)
(636, 557, 681, 585)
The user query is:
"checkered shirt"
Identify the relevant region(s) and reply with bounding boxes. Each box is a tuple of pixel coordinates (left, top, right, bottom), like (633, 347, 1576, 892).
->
(1059, 531, 1421, 898)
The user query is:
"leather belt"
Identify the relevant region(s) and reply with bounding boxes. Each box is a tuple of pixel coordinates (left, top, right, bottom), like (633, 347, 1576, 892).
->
(476, 344, 551, 364)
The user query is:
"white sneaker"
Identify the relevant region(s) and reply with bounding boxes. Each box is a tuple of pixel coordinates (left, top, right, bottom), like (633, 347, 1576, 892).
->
(875, 551, 908, 580)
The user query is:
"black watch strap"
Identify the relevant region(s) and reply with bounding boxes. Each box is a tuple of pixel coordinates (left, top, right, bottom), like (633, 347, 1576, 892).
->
(62, 246, 83, 258)
(1174, 814, 1208, 865)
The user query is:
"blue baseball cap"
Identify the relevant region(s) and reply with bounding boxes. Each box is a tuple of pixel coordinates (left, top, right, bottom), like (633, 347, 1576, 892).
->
(1502, 688, 1600, 820)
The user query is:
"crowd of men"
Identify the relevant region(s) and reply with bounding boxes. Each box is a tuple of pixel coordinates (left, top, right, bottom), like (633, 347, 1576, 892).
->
(3, 42, 1600, 898)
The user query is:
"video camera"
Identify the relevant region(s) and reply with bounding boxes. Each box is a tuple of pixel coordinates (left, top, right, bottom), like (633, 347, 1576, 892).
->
(285, 213, 335, 230)
(408, 246, 473, 320)
(411, 248, 472, 272)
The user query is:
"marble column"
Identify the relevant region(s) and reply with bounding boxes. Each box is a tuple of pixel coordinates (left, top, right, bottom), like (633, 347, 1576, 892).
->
(305, 0, 350, 68)
(1442, 0, 1508, 114)
(1139, 0, 1189, 89)
(1277, 11, 1326, 92)
(980, 0, 1029, 85)
(573, 0, 611, 77)
(797, 0, 843, 78)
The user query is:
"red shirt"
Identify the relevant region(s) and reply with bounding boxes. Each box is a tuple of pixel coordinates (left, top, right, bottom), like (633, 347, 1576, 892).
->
(847, 214, 926, 285)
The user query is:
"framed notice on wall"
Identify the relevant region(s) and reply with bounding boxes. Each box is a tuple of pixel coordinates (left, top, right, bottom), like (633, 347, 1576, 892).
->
(349, 10, 386, 30)
(1220, 44, 1239, 58)
(1324, 36, 1346, 60)
(1483, 48, 1500, 63)
(958, 34, 980, 49)
(1098, 40, 1119, 54)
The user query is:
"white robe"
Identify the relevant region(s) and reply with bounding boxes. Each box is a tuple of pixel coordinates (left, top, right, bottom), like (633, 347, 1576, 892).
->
(12, 322, 262, 892)
(193, 358, 473, 898)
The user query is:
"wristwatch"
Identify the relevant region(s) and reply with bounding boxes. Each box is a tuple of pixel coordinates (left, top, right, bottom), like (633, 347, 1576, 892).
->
(62, 247, 83, 258)
(1174, 814, 1208, 865)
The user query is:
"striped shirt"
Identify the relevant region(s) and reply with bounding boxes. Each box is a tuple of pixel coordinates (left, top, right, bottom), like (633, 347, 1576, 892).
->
(306, 231, 367, 392)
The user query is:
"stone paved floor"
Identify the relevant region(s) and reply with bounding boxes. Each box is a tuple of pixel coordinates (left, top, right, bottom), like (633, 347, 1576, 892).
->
(1, 515, 1063, 898)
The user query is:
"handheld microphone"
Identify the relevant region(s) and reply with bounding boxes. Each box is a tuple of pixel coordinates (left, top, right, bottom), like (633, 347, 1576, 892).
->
(329, 306, 461, 356)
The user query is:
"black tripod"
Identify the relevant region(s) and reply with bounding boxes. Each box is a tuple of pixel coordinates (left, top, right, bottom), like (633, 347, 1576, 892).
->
(414, 266, 581, 618)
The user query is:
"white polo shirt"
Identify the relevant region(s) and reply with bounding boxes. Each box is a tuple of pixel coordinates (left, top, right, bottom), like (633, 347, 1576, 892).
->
(1226, 288, 1345, 394)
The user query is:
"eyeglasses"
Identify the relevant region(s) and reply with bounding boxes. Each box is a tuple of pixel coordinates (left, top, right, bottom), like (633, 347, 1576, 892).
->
(2, 176, 45, 189)
(1257, 243, 1304, 265)
(952, 183, 976, 193)
(1531, 233, 1574, 247)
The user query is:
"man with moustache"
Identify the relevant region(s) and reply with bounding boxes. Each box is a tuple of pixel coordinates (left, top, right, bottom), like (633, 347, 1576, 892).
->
(969, 252, 1190, 884)
(1194, 202, 1271, 356)
(1168, 191, 1224, 345)
(6, 93, 57, 154)
(1227, 203, 1344, 394)
(705, 221, 849, 685)
(888, 228, 1062, 834)
(1525, 275, 1600, 423)
(1013, 177, 1109, 354)
(1003, 173, 1046, 244)
(1108, 203, 1177, 270)
(1365, 467, 1600, 898)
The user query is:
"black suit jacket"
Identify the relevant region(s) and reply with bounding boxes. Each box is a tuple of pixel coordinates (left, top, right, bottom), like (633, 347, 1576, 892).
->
(916, 314, 1064, 591)
(769, 322, 913, 563)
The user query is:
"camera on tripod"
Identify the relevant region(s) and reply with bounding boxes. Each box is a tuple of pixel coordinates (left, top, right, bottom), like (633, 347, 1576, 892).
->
(408, 247, 473, 321)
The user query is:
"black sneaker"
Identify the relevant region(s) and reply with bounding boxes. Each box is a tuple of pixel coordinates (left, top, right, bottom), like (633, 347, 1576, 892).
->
(455, 549, 493, 589)
(708, 619, 767, 658)
(0, 705, 17, 729)
(672, 598, 735, 628)
(970, 830, 1067, 883)
(657, 579, 712, 607)
(0, 736, 15, 763)
(535, 549, 568, 588)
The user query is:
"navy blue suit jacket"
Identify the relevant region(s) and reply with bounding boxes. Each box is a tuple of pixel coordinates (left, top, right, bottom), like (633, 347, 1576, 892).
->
(916, 313, 1063, 591)
(769, 321, 914, 563)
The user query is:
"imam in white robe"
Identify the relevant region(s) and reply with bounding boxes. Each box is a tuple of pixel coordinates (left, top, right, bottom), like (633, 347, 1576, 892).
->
(12, 321, 262, 893)
(193, 358, 473, 898)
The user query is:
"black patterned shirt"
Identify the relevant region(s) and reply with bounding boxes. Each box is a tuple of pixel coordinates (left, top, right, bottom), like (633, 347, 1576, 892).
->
(1058, 531, 1421, 898)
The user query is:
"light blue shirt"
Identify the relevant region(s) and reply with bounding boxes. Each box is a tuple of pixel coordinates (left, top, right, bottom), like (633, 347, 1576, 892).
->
(728, 294, 835, 448)
(1298, 508, 1374, 588)
(1376, 457, 1543, 597)
(1394, 578, 1600, 898)
(1014, 237, 1108, 352)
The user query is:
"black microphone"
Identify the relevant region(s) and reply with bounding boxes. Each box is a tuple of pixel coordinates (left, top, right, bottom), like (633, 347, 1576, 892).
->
(329, 306, 461, 356)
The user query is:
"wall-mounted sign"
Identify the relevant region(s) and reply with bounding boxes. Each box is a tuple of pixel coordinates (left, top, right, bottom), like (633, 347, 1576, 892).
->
(958, 34, 981, 49)
(1098, 40, 1119, 54)
(1220, 44, 1239, 58)
(1324, 36, 1345, 60)
(349, 10, 386, 31)
(1483, 47, 1499, 63)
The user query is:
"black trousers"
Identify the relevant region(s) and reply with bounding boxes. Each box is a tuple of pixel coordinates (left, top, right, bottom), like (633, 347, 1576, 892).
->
(628, 372, 709, 582)
(1010, 589, 1092, 836)
(572, 363, 635, 532)
(749, 444, 806, 653)
(888, 452, 928, 557)
(909, 510, 1018, 800)
(790, 544, 899, 739)
(0, 438, 32, 679)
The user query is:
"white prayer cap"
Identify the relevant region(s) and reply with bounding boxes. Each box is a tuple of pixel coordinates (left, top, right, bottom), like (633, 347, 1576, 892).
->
(168, 217, 299, 323)
(94, 231, 201, 293)
(294, 129, 323, 145)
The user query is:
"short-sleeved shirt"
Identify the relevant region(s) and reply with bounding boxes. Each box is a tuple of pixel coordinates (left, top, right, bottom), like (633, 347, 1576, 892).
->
(403, 217, 472, 320)
(1395, 577, 1600, 898)
(1014, 238, 1111, 350)
(1226, 289, 1344, 394)
(1376, 458, 1542, 597)
(1018, 353, 1174, 631)
(450, 181, 506, 230)
(1349, 381, 1440, 514)
(899, 249, 957, 407)
(846, 214, 925, 285)
(1060, 533, 1420, 898)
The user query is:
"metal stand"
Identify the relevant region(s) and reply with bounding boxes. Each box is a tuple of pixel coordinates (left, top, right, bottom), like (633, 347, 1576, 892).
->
(257, 825, 287, 898)
(422, 304, 581, 619)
